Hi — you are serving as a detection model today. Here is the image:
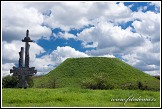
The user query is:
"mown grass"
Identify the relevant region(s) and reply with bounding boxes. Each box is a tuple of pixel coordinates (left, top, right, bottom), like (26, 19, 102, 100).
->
(34, 57, 160, 90)
(2, 88, 160, 107)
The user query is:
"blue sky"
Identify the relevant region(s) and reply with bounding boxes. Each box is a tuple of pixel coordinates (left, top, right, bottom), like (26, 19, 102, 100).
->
(36, 24, 95, 55)
(2, 1, 160, 76)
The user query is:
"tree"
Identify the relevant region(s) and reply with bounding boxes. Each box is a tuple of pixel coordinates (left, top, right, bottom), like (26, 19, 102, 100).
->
(2, 75, 18, 88)
(2, 75, 34, 88)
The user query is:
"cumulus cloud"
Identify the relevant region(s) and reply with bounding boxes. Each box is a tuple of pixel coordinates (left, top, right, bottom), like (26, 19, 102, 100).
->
(78, 20, 144, 55)
(50, 46, 89, 66)
(132, 11, 160, 42)
(2, 2, 133, 40)
(42, 2, 132, 31)
(58, 32, 76, 39)
(2, 63, 15, 77)
(2, 40, 45, 63)
(2, 41, 22, 63)
(98, 54, 115, 58)
(51, 46, 89, 60)
(121, 40, 160, 75)
(144, 70, 160, 76)
(2, 2, 51, 41)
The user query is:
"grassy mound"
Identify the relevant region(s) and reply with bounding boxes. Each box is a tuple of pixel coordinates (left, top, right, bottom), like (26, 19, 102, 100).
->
(33, 57, 159, 90)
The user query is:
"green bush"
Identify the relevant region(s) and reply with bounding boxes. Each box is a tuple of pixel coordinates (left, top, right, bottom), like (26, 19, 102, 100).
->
(2, 75, 18, 88)
(81, 73, 114, 90)
(2, 75, 34, 88)
(121, 82, 138, 90)
(137, 81, 143, 89)
(137, 81, 150, 90)
(28, 76, 34, 88)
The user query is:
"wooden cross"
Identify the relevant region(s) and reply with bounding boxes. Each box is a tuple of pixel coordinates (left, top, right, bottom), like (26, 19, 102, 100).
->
(10, 66, 37, 88)
(10, 30, 37, 89)
(10, 67, 37, 76)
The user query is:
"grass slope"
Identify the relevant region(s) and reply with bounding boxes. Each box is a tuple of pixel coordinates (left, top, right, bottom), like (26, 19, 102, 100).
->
(2, 88, 160, 107)
(34, 57, 159, 90)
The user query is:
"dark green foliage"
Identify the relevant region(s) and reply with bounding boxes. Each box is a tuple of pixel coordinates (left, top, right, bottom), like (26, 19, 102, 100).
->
(2, 75, 18, 88)
(137, 81, 143, 89)
(81, 73, 114, 90)
(34, 57, 160, 90)
(121, 82, 138, 90)
(2, 75, 34, 88)
(153, 75, 160, 80)
(27, 76, 34, 88)
(137, 81, 150, 90)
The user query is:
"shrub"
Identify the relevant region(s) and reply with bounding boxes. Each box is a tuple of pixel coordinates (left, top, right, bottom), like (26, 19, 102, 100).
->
(2, 75, 18, 88)
(121, 81, 149, 90)
(81, 73, 114, 90)
(2, 75, 34, 88)
(137, 81, 143, 89)
(137, 81, 149, 90)
(27, 76, 34, 88)
(121, 82, 138, 90)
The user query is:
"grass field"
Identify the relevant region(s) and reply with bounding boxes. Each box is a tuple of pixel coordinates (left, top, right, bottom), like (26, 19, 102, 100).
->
(2, 88, 160, 107)
(3, 57, 160, 107)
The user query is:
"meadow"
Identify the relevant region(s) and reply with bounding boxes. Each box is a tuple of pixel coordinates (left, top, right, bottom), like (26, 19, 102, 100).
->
(3, 57, 160, 107)
(2, 88, 160, 107)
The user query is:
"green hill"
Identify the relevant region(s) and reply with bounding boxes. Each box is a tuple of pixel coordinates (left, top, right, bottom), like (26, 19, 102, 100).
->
(33, 57, 159, 90)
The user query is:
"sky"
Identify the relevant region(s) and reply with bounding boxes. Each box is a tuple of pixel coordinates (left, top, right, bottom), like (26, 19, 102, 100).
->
(1, 1, 161, 77)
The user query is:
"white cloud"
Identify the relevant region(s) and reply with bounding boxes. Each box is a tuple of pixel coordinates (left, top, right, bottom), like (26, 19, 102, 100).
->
(99, 54, 115, 58)
(121, 40, 160, 75)
(78, 20, 144, 54)
(122, 53, 140, 66)
(2, 2, 132, 40)
(2, 2, 51, 41)
(144, 70, 160, 76)
(138, 6, 148, 12)
(50, 46, 89, 62)
(58, 32, 76, 39)
(30, 56, 54, 76)
(132, 11, 160, 42)
(82, 41, 98, 48)
(42, 2, 132, 31)
(2, 40, 45, 63)
(2, 41, 21, 63)
(2, 63, 15, 77)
